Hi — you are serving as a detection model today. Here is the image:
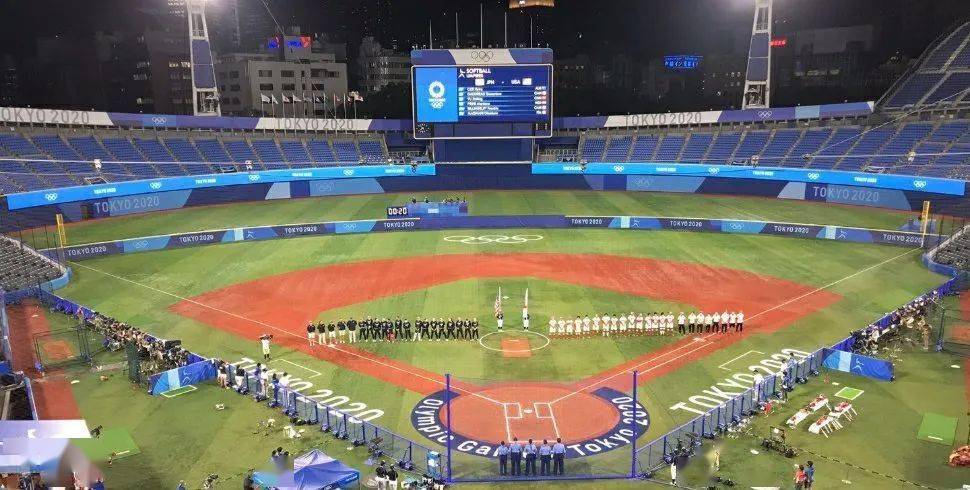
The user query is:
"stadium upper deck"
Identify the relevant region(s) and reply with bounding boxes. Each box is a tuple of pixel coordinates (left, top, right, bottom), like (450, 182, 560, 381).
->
(0, 21, 967, 195)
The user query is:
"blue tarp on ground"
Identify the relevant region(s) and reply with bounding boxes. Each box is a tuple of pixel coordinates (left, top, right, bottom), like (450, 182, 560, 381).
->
(148, 360, 217, 396)
(822, 348, 894, 381)
(253, 449, 360, 489)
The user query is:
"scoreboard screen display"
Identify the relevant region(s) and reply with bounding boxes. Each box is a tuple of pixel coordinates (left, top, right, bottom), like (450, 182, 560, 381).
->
(412, 64, 553, 139)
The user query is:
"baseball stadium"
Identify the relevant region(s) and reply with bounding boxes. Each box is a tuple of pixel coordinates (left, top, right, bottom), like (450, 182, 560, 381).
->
(1, 1, 970, 489)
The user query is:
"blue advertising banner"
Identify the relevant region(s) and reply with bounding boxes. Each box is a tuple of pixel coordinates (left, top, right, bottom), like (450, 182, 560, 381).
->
(822, 349, 894, 381)
(532, 163, 965, 196)
(149, 360, 218, 396)
(6, 165, 437, 209)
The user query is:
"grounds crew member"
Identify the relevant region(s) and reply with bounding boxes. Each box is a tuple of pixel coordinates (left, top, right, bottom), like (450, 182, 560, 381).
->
(552, 438, 566, 475)
(497, 441, 509, 475)
(509, 437, 523, 476)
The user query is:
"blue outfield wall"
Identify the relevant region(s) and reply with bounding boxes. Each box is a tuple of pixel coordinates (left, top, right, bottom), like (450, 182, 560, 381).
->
(48, 214, 929, 261)
(2, 164, 967, 233)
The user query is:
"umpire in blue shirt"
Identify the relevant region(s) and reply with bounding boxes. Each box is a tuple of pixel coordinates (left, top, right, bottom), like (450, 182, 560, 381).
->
(552, 438, 566, 475)
(539, 440, 552, 475)
(524, 439, 538, 476)
(497, 441, 509, 475)
(509, 437, 523, 476)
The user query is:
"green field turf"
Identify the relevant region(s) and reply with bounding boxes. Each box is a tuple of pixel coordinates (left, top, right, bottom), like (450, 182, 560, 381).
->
(26, 191, 965, 488)
(12, 190, 922, 249)
(71, 427, 141, 462)
(834, 386, 864, 400)
(917, 413, 958, 445)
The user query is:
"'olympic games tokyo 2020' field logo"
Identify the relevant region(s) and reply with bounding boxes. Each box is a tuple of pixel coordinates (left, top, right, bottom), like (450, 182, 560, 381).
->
(444, 235, 544, 245)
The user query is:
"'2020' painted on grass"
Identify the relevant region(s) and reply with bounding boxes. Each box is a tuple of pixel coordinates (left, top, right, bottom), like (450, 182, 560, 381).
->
(234, 357, 384, 423)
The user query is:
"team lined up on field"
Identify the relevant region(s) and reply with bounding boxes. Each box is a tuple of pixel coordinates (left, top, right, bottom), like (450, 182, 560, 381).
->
(306, 317, 482, 344)
(546, 311, 745, 337)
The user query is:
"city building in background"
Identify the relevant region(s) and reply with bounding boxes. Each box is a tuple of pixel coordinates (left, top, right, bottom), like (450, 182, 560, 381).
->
(357, 37, 411, 94)
(215, 35, 348, 117)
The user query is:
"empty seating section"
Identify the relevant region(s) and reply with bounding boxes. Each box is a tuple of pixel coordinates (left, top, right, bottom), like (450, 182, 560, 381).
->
(731, 131, 769, 163)
(333, 140, 360, 163)
(929, 122, 969, 143)
(874, 124, 933, 167)
(0, 133, 77, 188)
(810, 128, 861, 168)
(195, 139, 232, 165)
(31, 135, 91, 177)
(783, 129, 832, 166)
(223, 140, 260, 169)
(628, 135, 659, 162)
(654, 135, 686, 161)
(0, 238, 65, 292)
(251, 139, 288, 169)
(68, 136, 130, 180)
(703, 132, 741, 163)
(163, 138, 213, 174)
(103, 138, 157, 179)
(886, 73, 945, 108)
(923, 24, 970, 70)
(281, 140, 313, 167)
(925, 73, 970, 104)
(838, 128, 894, 170)
(760, 129, 801, 166)
(134, 138, 183, 177)
(358, 139, 386, 164)
(580, 136, 606, 161)
(307, 141, 337, 165)
(603, 136, 632, 161)
(679, 133, 713, 162)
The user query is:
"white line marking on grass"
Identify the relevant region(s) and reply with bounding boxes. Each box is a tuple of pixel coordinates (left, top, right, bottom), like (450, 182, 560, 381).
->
(161, 385, 196, 398)
(718, 350, 764, 371)
(549, 247, 920, 406)
(273, 359, 322, 379)
(927, 436, 943, 441)
(68, 260, 505, 407)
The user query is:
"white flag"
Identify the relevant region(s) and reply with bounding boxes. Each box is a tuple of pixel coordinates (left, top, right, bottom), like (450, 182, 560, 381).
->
(282, 95, 292, 103)
(349, 91, 364, 102)
(260, 94, 271, 103)
(270, 94, 279, 104)
(291, 94, 303, 103)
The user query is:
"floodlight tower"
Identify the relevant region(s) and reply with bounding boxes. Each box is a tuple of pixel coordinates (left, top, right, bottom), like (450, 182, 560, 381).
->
(741, 0, 773, 109)
(186, 0, 221, 116)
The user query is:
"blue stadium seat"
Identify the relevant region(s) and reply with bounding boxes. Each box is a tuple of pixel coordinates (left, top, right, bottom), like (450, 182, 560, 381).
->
(68, 136, 131, 180)
(333, 140, 360, 163)
(838, 127, 894, 170)
(628, 135, 659, 162)
(731, 131, 769, 164)
(654, 135, 686, 161)
(924, 73, 970, 104)
(358, 139, 387, 164)
(134, 138, 184, 176)
(872, 123, 933, 167)
(307, 140, 338, 165)
(30, 135, 92, 177)
(703, 132, 742, 164)
(760, 129, 801, 166)
(928, 121, 969, 143)
(251, 139, 287, 169)
(223, 140, 261, 169)
(603, 136, 632, 162)
(885, 73, 945, 108)
(163, 138, 213, 175)
(580, 136, 606, 161)
(679, 132, 714, 162)
(280, 140, 313, 167)
(783, 129, 832, 167)
(923, 23, 970, 70)
(810, 128, 862, 169)
(103, 137, 157, 179)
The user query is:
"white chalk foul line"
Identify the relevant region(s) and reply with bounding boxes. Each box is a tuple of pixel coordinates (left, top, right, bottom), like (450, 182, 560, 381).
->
(68, 260, 505, 407)
(273, 358, 322, 379)
(718, 350, 764, 371)
(548, 247, 920, 406)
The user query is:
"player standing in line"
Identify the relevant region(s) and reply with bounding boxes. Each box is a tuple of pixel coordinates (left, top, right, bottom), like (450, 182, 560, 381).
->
(471, 318, 480, 339)
(712, 312, 721, 334)
(667, 312, 675, 335)
(556, 316, 565, 336)
(736, 311, 744, 332)
(687, 312, 696, 334)
(611, 313, 620, 335)
(582, 315, 591, 336)
(705, 312, 714, 333)
(721, 310, 730, 334)
(677, 312, 686, 334)
(592, 314, 600, 335)
(618, 313, 627, 335)
(347, 318, 358, 343)
(307, 323, 316, 347)
(548, 316, 557, 336)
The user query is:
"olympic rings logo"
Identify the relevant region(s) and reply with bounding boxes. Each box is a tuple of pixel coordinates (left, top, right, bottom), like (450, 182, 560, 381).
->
(443, 234, 544, 244)
(470, 50, 494, 62)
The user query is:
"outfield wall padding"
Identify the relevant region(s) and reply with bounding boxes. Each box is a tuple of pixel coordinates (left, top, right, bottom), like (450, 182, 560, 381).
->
(46, 215, 930, 262)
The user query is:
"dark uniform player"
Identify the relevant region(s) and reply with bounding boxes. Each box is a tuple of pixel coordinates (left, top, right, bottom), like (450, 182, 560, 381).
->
(329, 321, 339, 344)
(394, 317, 404, 341)
(444, 318, 454, 341)
(420, 318, 430, 341)
(403, 318, 412, 341)
(383, 319, 393, 342)
(347, 317, 358, 343)
(316, 322, 326, 345)
(471, 318, 480, 339)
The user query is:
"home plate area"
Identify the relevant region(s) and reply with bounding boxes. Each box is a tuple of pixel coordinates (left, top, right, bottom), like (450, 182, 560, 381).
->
(416, 383, 650, 459)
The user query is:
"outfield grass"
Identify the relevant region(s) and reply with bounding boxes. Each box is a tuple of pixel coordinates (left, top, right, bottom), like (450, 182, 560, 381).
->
(31, 191, 966, 488)
(14, 190, 921, 249)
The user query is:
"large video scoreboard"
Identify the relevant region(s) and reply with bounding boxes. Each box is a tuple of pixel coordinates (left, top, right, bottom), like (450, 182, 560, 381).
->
(411, 48, 553, 139)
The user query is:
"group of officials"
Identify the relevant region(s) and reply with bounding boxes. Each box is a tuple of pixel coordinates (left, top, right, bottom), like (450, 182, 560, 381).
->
(548, 311, 746, 337)
(307, 317, 481, 345)
(496, 438, 567, 477)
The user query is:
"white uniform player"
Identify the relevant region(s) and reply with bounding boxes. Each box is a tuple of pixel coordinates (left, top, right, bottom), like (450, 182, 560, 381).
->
(602, 314, 611, 336)
(677, 312, 686, 334)
(566, 318, 574, 336)
(549, 317, 557, 335)
(688, 312, 697, 333)
(592, 315, 601, 333)
(635, 314, 644, 334)
(704, 313, 713, 333)
(737, 311, 745, 332)
(557, 317, 566, 335)
(619, 314, 627, 333)
(728, 312, 738, 332)
(582, 316, 591, 335)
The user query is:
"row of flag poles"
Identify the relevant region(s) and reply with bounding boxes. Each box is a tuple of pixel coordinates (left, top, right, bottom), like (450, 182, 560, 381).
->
(493, 287, 529, 319)
(258, 91, 364, 119)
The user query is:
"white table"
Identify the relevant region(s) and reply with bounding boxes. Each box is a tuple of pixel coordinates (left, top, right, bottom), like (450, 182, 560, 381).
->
(830, 403, 857, 422)
(808, 396, 831, 413)
(808, 415, 843, 437)
(786, 410, 812, 428)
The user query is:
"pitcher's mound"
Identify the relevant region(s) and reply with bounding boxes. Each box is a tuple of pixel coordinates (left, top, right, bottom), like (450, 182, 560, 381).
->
(502, 337, 532, 358)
